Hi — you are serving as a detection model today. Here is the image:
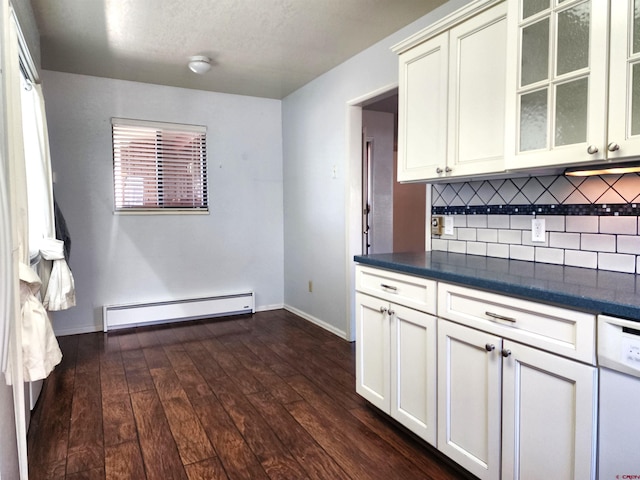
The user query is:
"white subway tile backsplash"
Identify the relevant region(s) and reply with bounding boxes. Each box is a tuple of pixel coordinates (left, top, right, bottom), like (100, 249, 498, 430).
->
(457, 228, 477, 241)
(618, 235, 640, 254)
(467, 242, 487, 256)
(467, 215, 488, 228)
(452, 215, 467, 227)
(549, 232, 581, 250)
(477, 228, 498, 243)
(566, 216, 599, 233)
(565, 250, 598, 269)
(510, 215, 533, 230)
(539, 215, 565, 232)
(487, 243, 509, 258)
(498, 229, 522, 245)
(535, 247, 564, 265)
(430, 174, 640, 272)
(581, 233, 616, 252)
(598, 253, 636, 273)
(600, 216, 637, 235)
(488, 215, 510, 229)
(448, 240, 467, 254)
(510, 245, 534, 261)
(431, 238, 448, 251)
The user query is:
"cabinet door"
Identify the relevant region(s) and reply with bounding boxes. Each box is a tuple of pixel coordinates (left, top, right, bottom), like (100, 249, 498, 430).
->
(355, 293, 390, 413)
(447, 1, 507, 177)
(608, 0, 640, 159)
(437, 320, 502, 480)
(397, 33, 448, 182)
(390, 304, 437, 446)
(501, 340, 597, 480)
(504, 0, 608, 169)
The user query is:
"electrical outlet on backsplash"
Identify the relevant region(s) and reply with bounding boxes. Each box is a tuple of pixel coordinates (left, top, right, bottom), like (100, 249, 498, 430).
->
(430, 173, 640, 274)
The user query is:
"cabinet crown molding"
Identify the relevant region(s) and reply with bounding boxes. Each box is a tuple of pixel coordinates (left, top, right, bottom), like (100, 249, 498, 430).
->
(391, 0, 504, 54)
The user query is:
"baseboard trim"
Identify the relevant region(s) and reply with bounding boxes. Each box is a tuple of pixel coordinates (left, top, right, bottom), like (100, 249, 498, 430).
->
(54, 324, 101, 337)
(54, 303, 346, 340)
(283, 304, 348, 340)
(256, 303, 284, 312)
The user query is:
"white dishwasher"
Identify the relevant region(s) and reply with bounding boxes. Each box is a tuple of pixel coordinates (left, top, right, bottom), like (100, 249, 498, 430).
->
(598, 315, 640, 479)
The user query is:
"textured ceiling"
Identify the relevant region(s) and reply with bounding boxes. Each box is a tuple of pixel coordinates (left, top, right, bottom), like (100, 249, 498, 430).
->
(30, 0, 446, 99)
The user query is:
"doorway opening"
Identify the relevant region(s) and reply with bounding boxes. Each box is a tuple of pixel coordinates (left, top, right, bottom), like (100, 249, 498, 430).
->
(361, 90, 426, 255)
(346, 85, 430, 341)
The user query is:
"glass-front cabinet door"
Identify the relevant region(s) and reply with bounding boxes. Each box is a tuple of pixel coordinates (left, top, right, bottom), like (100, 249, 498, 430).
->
(505, 0, 608, 169)
(608, 0, 640, 159)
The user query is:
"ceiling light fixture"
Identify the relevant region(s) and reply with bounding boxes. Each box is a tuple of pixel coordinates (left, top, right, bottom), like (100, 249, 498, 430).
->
(564, 162, 640, 177)
(188, 55, 211, 74)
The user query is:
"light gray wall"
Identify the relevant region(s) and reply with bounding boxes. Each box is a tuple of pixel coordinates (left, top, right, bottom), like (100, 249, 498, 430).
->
(282, 0, 470, 337)
(42, 71, 284, 335)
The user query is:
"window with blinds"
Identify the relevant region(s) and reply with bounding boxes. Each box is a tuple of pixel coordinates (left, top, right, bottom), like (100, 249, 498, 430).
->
(112, 118, 208, 213)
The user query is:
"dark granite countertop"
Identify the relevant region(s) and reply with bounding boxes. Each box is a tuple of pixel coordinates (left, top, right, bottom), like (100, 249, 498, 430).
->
(354, 251, 640, 322)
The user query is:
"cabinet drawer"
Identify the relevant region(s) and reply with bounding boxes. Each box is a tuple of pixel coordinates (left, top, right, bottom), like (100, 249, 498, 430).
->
(437, 282, 595, 364)
(355, 265, 436, 315)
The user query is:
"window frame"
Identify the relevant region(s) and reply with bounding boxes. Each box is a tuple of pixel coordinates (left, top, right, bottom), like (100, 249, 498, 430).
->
(111, 118, 209, 215)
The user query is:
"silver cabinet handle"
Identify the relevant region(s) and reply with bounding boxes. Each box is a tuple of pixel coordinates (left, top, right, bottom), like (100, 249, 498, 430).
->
(380, 283, 397, 291)
(587, 145, 599, 154)
(436, 167, 444, 174)
(445, 166, 452, 173)
(379, 306, 388, 313)
(388, 309, 395, 316)
(502, 349, 512, 358)
(608, 142, 620, 152)
(485, 343, 495, 352)
(485, 311, 516, 323)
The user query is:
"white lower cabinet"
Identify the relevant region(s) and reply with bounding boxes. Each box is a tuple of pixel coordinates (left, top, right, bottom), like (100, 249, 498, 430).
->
(355, 291, 437, 446)
(437, 319, 502, 480)
(501, 339, 597, 480)
(355, 266, 597, 479)
(438, 318, 597, 480)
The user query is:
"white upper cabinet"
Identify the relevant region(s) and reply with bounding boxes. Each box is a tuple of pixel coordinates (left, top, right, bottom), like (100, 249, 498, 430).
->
(397, 33, 449, 182)
(504, 0, 610, 169)
(608, 0, 640, 159)
(447, 4, 507, 177)
(395, 1, 508, 182)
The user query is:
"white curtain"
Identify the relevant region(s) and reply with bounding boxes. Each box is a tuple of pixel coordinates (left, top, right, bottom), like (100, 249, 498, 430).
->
(2, 8, 31, 478)
(21, 79, 53, 258)
(18, 263, 61, 382)
(12, 74, 67, 383)
(3, 6, 29, 389)
(3, 25, 69, 386)
(21, 80, 76, 312)
(40, 238, 75, 311)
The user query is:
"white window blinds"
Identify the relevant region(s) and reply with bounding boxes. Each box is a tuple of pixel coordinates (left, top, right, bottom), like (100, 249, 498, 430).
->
(112, 118, 208, 212)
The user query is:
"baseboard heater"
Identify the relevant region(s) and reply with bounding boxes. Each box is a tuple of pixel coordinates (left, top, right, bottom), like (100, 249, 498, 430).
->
(103, 291, 254, 331)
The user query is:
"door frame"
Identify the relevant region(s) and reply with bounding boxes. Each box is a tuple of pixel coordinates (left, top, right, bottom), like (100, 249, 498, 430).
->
(345, 83, 431, 342)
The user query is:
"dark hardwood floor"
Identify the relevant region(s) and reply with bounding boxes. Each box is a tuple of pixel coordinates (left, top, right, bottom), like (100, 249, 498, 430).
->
(27, 309, 474, 480)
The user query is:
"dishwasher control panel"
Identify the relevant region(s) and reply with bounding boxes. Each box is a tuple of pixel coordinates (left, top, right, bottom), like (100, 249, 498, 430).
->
(598, 315, 640, 377)
(622, 332, 640, 364)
